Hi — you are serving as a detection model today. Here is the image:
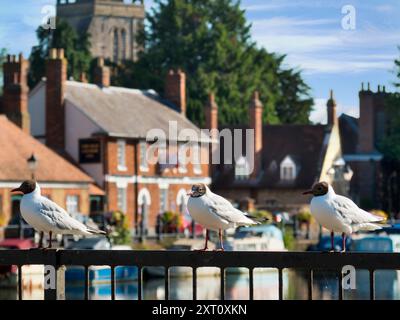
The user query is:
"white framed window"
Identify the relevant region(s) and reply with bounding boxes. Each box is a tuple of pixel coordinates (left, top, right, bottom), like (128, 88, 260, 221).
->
(117, 139, 127, 171)
(280, 156, 297, 181)
(140, 142, 149, 172)
(159, 188, 169, 213)
(66, 195, 79, 214)
(117, 187, 127, 213)
(178, 145, 187, 173)
(235, 156, 250, 180)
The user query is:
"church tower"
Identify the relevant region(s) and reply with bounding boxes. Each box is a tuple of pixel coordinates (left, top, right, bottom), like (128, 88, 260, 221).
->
(56, 0, 145, 62)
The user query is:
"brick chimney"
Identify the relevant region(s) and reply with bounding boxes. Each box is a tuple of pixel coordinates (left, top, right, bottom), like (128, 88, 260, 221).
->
(327, 89, 337, 126)
(46, 48, 67, 151)
(2, 53, 30, 133)
(165, 69, 186, 116)
(249, 91, 263, 179)
(204, 92, 219, 175)
(204, 92, 218, 130)
(93, 58, 110, 87)
(358, 82, 375, 153)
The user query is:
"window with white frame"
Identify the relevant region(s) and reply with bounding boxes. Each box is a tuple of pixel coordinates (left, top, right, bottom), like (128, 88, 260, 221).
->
(178, 145, 187, 173)
(117, 139, 127, 171)
(140, 142, 149, 171)
(117, 187, 127, 213)
(235, 156, 250, 180)
(192, 144, 202, 174)
(66, 195, 79, 214)
(159, 188, 169, 213)
(280, 156, 297, 181)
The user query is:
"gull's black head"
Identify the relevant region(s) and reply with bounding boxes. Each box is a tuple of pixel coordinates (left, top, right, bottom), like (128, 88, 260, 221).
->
(11, 180, 36, 195)
(302, 181, 329, 197)
(188, 183, 207, 198)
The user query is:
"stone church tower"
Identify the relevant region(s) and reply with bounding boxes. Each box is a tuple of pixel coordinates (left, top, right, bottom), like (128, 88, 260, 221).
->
(56, 0, 145, 62)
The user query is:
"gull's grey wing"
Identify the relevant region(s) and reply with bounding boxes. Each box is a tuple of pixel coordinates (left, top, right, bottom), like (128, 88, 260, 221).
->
(205, 193, 254, 224)
(39, 197, 84, 231)
(330, 195, 383, 225)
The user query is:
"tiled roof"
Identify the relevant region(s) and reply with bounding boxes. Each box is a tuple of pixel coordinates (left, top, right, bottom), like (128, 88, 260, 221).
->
(212, 124, 330, 190)
(0, 116, 93, 183)
(64, 81, 209, 142)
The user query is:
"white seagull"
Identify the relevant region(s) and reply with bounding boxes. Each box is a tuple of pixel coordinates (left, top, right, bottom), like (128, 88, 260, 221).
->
(11, 180, 106, 249)
(187, 183, 260, 251)
(303, 181, 386, 252)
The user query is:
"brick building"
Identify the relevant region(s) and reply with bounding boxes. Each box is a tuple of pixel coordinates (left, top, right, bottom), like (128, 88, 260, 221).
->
(207, 91, 352, 214)
(339, 84, 389, 209)
(28, 49, 211, 235)
(0, 53, 99, 235)
(56, 0, 145, 62)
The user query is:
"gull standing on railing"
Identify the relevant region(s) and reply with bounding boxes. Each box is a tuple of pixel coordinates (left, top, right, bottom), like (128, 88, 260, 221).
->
(11, 180, 106, 249)
(303, 181, 386, 252)
(187, 183, 260, 251)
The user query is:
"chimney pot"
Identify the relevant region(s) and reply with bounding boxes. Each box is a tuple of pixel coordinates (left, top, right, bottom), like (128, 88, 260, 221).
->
(361, 82, 364, 91)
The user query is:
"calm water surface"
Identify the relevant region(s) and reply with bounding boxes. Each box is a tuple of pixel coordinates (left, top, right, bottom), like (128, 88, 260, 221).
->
(3, 268, 400, 300)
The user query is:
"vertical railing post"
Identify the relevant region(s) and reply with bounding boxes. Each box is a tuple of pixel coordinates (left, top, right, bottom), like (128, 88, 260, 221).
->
(44, 250, 65, 300)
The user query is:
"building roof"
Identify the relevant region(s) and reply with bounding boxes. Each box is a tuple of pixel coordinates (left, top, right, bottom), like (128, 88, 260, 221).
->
(65, 81, 209, 142)
(0, 115, 93, 183)
(212, 124, 330, 190)
(339, 113, 359, 155)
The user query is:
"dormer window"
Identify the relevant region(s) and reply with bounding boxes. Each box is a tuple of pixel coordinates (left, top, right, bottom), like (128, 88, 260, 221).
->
(280, 156, 296, 181)
(235, 156, 250, 180)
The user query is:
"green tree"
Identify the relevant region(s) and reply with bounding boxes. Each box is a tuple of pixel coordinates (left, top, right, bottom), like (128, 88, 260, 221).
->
(0, 48, 7, 95)
(28, 19, 92, 88)
(118, 0, 313, 126)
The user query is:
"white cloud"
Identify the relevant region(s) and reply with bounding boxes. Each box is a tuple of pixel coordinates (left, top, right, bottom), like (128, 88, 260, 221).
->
(310, 98, 359, 124)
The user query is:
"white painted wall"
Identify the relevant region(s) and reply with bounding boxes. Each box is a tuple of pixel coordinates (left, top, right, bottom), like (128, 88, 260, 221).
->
(65, 100, 104, 185)
(28, 81, 46, 138)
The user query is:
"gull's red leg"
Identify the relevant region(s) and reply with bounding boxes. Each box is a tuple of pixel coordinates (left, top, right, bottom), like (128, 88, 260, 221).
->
(194, 229, 209, 251)
(214, 229, 225, 251)
(342, 233, 346, 252)
(330, 231, 334, 252)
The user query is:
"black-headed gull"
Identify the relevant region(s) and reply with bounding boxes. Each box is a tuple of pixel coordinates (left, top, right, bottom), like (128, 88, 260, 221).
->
(303, 181, 386, 252)
(187, 183, 259, 251)
(11, 180, 106, 249)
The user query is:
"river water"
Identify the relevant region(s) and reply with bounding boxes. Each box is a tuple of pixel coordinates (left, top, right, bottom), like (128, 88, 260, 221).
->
(2, 268, 400, 300)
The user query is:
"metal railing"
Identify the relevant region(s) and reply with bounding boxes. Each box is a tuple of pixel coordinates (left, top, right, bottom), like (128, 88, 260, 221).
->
(0, 250, 399, 300)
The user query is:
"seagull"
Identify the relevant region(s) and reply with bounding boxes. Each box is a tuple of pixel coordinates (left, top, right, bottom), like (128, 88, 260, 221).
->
(187, 183, 260, 251)
(11, 180, 106, 249)
(303, 181, 386, 252)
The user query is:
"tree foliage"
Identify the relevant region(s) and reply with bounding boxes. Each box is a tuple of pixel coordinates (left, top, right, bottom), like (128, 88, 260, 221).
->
(117, 0, 313, 126)
(28, 19, 92, 88)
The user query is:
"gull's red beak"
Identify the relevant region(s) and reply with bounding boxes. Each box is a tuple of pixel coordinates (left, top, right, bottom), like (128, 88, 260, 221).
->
(302, 190, 313, 195)
(187, 190, 193, 196)
(11, 187, 22, 194)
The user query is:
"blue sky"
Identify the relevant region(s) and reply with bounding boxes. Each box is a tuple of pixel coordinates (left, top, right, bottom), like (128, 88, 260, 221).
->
(1, 0, 399, 123)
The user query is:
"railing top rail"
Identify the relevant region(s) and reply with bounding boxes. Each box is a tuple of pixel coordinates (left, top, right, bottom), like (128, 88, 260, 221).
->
(0, 250, 400, 270)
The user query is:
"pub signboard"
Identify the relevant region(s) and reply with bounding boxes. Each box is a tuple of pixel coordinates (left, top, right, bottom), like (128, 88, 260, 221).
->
(79, 138, 101, 163)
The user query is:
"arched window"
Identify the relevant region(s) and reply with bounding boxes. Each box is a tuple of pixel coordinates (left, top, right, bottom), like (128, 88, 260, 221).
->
(280, 156, 297, 181)
(235, 156, 250, 180)
(176, 189, 188, 214)
(113, 29, 119, 62)
(121, 29, 127, 60)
